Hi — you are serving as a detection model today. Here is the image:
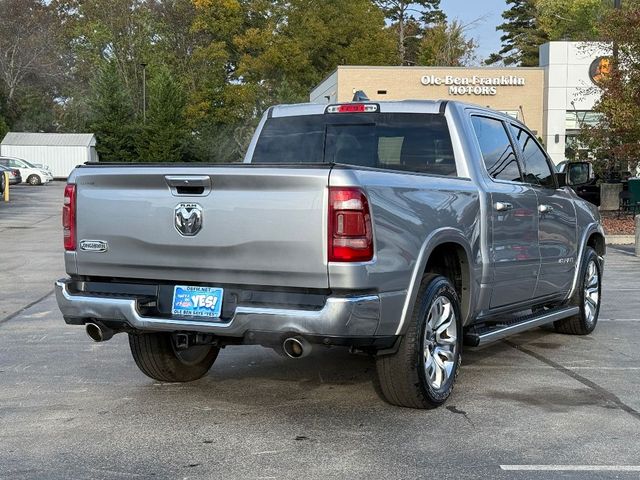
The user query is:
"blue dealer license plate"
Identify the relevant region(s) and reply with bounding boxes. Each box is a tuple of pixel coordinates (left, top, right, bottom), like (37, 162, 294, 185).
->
(171, 285, 224, 319)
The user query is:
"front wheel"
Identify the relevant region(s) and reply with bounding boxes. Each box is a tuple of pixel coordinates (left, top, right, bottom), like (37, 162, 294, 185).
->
(27, 174, 42, 186)
(376, 274, 462, 408)
(129, 332, 219, 382)
(554, 246, 602, 335)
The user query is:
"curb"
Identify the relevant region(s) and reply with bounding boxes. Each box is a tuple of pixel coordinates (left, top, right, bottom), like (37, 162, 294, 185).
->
(606, 235, 636, 245)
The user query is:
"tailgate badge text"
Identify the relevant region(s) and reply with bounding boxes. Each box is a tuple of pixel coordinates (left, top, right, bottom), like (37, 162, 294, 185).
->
(79, 240, 108, 252)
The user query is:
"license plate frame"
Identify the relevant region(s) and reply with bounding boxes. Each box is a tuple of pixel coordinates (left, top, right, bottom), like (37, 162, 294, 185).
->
(171, 285, 224, 319)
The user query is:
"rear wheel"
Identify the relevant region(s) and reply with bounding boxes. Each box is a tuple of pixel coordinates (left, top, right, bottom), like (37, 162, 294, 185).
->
(376, 274, 462, 408)
(27, 174, 42, 186)
(554, 247, 601, 335)
(128, 332, 219, 382)
(0, 172, 5, 196)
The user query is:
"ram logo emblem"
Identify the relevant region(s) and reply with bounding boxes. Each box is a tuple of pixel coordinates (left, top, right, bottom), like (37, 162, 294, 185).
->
(175, 203, 203, 236)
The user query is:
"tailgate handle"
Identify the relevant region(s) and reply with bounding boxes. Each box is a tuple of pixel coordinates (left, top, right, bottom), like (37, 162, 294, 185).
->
(165, 175, 211, 196)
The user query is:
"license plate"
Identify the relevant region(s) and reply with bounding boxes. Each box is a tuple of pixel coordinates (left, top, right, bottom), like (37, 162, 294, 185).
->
(171, 285, 223, 319)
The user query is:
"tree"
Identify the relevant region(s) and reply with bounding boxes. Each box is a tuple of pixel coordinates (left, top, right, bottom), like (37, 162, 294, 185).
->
(137, 67, 188, 162)
(0, 116, 8, 140)
(485, 0, 548, 66)
(581, 5, 640, 176)
(234, 0, 397, 97)
(0, 0, 63, 129)
(536, 0, 611, 41)
(88, 61, 138, 162)
(375, 0, 446, 65)
(418, 20, 477, 66)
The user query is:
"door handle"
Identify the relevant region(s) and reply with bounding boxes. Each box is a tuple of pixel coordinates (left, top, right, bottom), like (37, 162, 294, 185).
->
(538, 204, 554, 214)
(494, 202, 513, 212)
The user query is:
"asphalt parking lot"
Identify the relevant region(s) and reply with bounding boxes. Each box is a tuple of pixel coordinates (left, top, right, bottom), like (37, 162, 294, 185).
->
(1, 182, 640, 479)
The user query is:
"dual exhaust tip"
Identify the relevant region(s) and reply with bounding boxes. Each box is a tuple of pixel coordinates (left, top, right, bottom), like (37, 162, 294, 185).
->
(86, 323, 312, 358)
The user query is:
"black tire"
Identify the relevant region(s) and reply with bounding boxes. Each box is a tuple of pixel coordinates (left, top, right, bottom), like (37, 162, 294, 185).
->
(0, 173, 5, 196)
(554, 246, 601, 335)
(376, 274, 462, 409)
(128, 332, 219, 382)
(27, 174, 41, 185)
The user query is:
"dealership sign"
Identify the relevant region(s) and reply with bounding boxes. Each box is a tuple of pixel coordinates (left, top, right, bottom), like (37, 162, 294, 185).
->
(420, 75, 526, 96)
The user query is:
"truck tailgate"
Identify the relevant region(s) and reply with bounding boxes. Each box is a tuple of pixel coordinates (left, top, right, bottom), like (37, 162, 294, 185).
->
(72, 166, 329, 289)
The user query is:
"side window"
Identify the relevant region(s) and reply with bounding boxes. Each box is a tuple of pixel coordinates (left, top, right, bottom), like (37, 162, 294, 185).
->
(471, 116, 522, 182)
(512, 127, 555, 188)
(9, 159, 21, 168)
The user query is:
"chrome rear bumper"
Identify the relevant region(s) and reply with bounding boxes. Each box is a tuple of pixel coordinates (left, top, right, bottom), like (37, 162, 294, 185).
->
(54, 279, 381, 337)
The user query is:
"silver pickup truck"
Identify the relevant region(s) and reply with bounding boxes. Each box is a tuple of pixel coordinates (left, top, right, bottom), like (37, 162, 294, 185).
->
(55, 100, 605, 409)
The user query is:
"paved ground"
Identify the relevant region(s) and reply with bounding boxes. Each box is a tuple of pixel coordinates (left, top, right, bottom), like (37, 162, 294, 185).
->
(1, 183, 640, 479)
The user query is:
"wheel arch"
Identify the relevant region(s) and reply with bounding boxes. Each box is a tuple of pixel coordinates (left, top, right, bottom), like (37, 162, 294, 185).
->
(587, 231, 606, 257)
(395, 228, 475, 335)
(567, 223, 606, 300)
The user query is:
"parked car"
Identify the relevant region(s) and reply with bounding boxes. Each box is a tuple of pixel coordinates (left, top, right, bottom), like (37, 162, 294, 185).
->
(55, 100, 605, 409)
(0, 164, 23, 185)
(0, 156, 53, 185)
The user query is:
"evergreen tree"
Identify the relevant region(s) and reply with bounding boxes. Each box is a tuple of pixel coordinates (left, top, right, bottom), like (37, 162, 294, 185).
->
(421, 0, 447, 27)
(375, 0, 447, 64)
(0, 116, 8, 140)
(485, 0, 548, 66)
(88, 61, 138, 162)
(137, 67, 188, 163)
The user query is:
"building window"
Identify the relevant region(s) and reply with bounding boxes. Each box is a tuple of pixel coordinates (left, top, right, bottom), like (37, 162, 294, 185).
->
(565, 111, 602, 130)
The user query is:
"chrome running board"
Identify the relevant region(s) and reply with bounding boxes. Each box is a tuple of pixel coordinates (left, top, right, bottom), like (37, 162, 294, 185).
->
(464, 306, 580, 347)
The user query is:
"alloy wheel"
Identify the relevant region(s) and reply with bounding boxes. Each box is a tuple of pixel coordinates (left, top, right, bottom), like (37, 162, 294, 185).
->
(584, 259, 600, 325)
(423, 295, 458, 390)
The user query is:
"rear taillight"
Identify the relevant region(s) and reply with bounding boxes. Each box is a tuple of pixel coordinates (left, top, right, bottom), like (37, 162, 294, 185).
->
(328, 187, 373, 262)
(63, 184, 76, 251)
(12, 170, 19, 177)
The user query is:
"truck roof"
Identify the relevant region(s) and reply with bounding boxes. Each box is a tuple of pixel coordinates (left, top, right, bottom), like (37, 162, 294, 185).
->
(269, 100, 525, 127)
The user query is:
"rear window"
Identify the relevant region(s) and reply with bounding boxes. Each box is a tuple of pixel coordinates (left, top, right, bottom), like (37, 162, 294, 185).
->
(252, 113, 457, 176)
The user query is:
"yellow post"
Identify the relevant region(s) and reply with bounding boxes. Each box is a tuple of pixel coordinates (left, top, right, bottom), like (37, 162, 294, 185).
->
(3, 172, 8, 202)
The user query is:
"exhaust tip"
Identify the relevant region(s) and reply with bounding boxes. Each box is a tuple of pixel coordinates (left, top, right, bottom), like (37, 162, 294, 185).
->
(282, 337, 309, 358)
(86, 322, 113, 342)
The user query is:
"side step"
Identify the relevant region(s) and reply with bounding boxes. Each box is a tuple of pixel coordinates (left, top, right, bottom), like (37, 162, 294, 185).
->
(464, 306, 579, 347)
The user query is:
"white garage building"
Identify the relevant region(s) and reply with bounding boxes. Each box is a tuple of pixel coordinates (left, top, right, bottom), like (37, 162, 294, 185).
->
(0, 132, 98, 178)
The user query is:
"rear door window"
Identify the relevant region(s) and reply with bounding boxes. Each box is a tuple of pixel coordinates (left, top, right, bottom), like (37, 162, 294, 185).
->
(252, 113, 457, 176)
(471, 116, 522, 182)
(511, 127, 556, 188)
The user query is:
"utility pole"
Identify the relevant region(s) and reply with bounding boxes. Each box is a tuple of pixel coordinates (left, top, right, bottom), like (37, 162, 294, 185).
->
(613, 0, 621, 63)
(140, 63, 147, 124)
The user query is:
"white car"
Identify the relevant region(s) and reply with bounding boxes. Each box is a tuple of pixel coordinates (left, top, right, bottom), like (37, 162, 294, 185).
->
(0, 156, 53, 185)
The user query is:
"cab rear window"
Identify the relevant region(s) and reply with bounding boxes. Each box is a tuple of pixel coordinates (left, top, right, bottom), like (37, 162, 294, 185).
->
(252, 113, 457, 176)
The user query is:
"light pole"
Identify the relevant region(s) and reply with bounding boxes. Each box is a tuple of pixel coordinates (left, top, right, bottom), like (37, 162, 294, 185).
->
(140, 63, 147, 124)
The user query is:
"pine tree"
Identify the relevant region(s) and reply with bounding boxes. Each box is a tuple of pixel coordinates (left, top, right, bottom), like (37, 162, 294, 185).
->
(485, 0, 548, 67)
(137, 67, 188, 163)
(375, 0, 447, 65)
(88, 61, 138, 163)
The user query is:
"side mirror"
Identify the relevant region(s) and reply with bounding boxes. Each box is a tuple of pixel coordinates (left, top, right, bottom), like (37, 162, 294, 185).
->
(556, 172, 567, 188)
(566, 162, 592, 186)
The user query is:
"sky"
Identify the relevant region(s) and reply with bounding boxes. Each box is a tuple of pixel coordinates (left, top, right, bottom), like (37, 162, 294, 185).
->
(439, 0, 508, 64)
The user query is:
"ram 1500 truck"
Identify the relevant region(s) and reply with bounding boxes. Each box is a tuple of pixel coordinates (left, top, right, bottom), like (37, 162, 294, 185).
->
(55, 100, 605, 409)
